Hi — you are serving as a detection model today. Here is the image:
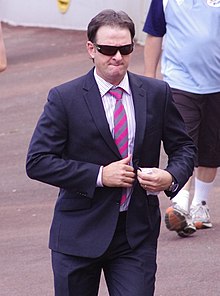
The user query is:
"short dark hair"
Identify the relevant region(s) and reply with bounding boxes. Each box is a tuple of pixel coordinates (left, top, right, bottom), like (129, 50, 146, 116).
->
(87, 9, 135, 43)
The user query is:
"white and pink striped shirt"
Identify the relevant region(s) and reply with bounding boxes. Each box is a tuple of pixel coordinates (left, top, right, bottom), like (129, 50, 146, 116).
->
(94, 69, 136, 211)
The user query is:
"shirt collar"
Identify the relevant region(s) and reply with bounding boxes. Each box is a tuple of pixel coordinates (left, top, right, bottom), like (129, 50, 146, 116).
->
(94, 68, 131, 97)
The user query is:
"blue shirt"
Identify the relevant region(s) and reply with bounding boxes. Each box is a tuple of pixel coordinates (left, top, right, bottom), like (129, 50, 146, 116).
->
(143, 0, 220, 94)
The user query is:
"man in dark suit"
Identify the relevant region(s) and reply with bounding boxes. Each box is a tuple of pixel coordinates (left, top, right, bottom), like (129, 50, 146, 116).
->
(26, 9, 196, 296)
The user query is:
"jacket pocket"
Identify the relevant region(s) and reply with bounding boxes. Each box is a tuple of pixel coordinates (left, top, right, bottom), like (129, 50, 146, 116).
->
(59, 197, 92, 211)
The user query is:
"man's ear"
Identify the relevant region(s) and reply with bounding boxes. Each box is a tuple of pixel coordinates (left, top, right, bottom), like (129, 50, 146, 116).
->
(86, 41, 95, 60)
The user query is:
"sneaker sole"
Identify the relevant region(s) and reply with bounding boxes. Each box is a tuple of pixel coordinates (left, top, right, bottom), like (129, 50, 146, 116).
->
(177, 225, 196, 237)
(194, 221, 213, 229)
(165, 208, 187, 231)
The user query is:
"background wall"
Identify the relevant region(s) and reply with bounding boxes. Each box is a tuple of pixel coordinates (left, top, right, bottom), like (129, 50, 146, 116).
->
(0, 0, 151, 44)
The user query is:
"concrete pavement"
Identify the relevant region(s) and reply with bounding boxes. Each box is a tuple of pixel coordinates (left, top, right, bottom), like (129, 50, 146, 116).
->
(1, 23, 220, 296)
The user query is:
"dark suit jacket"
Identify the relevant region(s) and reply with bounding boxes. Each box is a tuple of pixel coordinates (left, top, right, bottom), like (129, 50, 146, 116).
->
(26, 68, 196, 258)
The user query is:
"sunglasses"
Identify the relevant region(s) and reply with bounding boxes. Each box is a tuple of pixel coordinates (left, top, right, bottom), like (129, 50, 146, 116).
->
(94, 43, 134, 56)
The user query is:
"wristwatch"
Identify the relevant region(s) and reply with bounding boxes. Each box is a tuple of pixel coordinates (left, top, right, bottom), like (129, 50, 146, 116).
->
(167, 178, 179, 192)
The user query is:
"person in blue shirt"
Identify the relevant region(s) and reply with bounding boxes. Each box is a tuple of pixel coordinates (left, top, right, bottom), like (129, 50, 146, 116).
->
(143, 0, 220, 237)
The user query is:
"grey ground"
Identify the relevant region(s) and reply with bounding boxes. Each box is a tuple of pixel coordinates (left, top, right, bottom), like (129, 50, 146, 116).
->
(1, 24, 220, 296)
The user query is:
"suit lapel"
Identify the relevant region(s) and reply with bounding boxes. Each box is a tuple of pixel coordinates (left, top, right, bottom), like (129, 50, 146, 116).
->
(83, 70, 121, 158)
(128, 73, 147, 167)
(82, 70, 148, 161)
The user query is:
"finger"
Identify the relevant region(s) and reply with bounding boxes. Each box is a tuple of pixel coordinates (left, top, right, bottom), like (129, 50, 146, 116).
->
(125, 171, 136, 178)
(122, 179, 135, 187)
(118, 154, 132, 164)
(124, 167, 135, 174)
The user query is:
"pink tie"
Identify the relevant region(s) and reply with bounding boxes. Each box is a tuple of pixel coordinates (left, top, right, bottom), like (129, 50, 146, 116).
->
(109, 87, 128, 205)
(109, 87, 128, 158)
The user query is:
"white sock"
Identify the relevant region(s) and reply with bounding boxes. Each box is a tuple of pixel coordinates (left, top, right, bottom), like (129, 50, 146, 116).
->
(172, 189, 190, 212)
(191, 178, 214, 207)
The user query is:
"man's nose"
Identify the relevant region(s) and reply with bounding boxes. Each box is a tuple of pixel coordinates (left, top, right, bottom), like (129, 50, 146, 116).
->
(113, 50, 122, 59)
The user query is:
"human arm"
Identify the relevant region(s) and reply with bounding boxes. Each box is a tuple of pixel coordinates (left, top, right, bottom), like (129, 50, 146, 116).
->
(137, 167, 173, 193)
(26, 85, 136, 197)
(143, 0, 166, 78)
(144, 35, 163, 78)
(0, 22, 7, 72)
(26, 87, 101, 198)
(160, 83, 196, 197)
(131, 76, 196, 198)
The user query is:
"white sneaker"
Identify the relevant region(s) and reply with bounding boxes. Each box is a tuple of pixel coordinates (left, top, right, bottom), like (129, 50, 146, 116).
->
(165, 203, 196, 237)
(190, 201, 212, 229)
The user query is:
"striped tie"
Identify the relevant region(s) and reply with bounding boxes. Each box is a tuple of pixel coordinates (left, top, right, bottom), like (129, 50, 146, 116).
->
(109, 87, 128, 158)
(109, 87, 128, 206)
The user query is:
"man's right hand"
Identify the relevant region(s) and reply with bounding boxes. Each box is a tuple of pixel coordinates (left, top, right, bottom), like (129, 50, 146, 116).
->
(102, 155, 135, 188)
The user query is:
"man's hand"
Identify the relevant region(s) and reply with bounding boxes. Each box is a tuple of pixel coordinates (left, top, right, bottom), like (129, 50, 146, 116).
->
(102, 155, 136, 188)
(137, 167, 172, 192)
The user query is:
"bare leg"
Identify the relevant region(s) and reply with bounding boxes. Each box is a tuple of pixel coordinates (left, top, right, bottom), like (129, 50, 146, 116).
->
(196, 166, 217, 182)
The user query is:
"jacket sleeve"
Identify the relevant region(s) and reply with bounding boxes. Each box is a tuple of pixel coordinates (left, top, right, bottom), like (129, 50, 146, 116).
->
(161, 83, 196, 197)
(26, 87, 100, 198)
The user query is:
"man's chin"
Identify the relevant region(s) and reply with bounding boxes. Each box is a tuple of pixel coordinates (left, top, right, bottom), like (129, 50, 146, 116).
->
(108, 73, 125, 85)
(110, 65, 126, 76)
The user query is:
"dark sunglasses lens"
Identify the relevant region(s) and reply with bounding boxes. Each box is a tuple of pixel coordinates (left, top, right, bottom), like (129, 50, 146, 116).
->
(96, 44, 133, 56)
(98, 45, 118, 56)
(119, 44, 133, 55)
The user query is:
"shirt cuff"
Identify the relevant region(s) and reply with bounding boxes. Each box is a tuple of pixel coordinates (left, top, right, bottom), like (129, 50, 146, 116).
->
(97, 166, 104, 187)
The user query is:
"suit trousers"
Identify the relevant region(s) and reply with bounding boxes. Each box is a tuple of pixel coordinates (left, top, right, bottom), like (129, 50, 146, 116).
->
(51, 212, 158, 296)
